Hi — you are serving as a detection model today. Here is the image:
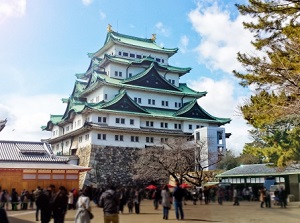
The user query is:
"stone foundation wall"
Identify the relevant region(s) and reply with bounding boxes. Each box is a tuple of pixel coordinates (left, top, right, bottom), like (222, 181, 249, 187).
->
(83, 145, 141, 187)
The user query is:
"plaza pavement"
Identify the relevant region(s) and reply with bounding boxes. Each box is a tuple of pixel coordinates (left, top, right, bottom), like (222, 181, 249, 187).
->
(6, 199, 300, 223)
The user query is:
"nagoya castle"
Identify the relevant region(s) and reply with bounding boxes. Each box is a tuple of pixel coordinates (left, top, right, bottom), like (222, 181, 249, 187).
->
(43, 25, 231, 187)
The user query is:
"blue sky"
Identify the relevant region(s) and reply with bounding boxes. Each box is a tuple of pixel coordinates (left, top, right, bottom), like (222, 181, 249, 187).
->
(0, 0, 254, 154)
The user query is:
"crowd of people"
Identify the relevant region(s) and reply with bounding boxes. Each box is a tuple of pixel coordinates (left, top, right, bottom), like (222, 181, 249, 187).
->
(0, 182, 291, 223)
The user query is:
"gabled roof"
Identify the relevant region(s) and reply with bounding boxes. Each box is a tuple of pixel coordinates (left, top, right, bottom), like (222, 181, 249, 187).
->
(123, 63, 180, 91)
(98, 54, 191, 76)
(0, 140, 68, 163)
(174, 99, 231, 124)
(79, 70, 205, 98)
(216, 163, 300, 177)
(90, 31, 178, 58)
(100, 90, 149, 114)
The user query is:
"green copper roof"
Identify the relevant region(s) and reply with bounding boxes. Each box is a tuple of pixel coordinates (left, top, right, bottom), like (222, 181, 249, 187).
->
(122, 63, 180, 91)
(81, 69, 205, 98)
(44, 91, 230, 129)
(102, 54, 191, 75)
(175, 99, 231, 124)
(90, 31, 178, 58)
(100, 90, 149, 114)
(106, 31, 178, 54)
(42, 115, 63, 130)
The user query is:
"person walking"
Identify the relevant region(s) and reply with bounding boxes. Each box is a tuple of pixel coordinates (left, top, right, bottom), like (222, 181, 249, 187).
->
(36, 189, 52, 223)
(279, 187, 287, 208)
(217, 187, 224, 205)
(52, 186, 68, 223)
(153, 188, 161, 210)
(75, 188, 91, 223)
(133, 188, 141, 214)
(172, 180, 185, 220)
(203, 186, 210, 205)
(11, 188, 19, 211)
(259, 187, 266, 208)
(161, 185, 171, 220)
(99, 185, 120, 223)
(33, 186, 42, 221)
(118, 188, 127, 214)
(233, 187, 239, 206)
(0, 190, 9, 210)
(0, 207, 9, 223)
(265, 189, 271, 208)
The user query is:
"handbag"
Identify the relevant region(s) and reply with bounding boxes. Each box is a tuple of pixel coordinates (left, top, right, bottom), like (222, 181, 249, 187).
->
(87, 210, 94, 219)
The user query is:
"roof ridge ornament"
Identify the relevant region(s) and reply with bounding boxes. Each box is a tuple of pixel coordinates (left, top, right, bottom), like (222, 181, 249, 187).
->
(107, 24, 113, 32)
(151, 34, 156, 41)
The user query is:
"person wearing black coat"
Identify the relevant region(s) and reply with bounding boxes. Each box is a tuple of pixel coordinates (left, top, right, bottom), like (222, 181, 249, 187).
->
(52, 186, 68, 223)
(36, 190, 51, 223)
(0, 207, 9, 223)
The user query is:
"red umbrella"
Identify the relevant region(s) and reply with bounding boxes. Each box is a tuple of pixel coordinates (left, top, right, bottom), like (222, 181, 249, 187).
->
(180, 183, 192, 189)
(146, 184, 157, 190)
(167, 184, 175, 188)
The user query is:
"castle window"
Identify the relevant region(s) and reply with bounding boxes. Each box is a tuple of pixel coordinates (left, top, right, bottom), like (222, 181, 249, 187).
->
(136, 54, 141, 59)
(123, 52, 128, 57)
(156, 58, 161, 62)
(129, 73, 132, 77)
(130, 119, 134, 125)
(146, 137, 154, 143)
(146, 121, 154, 127)
(131, 136, 139, 142)
(189, 124, 192, 130)
(162, 59, 164, 63)
(116, 118, 120, 123)
(115, 71, 118, 76)
(115, 135, 124, 141)
(85, 134, 89, 140)
(130, 53, 135, 58)
(118, 51, 122, 56)
(134, 97, 141, 103)
(98, 134, 107, 140)
(119, 71, 122, 77)
(104, 94, 108, 100)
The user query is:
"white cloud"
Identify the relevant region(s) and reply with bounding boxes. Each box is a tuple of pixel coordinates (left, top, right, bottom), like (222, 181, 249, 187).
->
(0, 0, 26, 23)
(0, 94, 66, 141)
(155, 22, 170, 37)
(188, 77, 251, 154)
(82, 0, 93, 6)
(179, 35, 189, 53)
(188, 1, 254, 74)
(99, 10, 106, 20)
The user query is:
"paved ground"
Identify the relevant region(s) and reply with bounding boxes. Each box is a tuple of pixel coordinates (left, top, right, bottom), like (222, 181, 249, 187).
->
(6, 200, 300, 223)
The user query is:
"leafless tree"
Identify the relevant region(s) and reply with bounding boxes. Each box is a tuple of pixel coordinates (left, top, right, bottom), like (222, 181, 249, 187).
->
(133, 137, 222, 186)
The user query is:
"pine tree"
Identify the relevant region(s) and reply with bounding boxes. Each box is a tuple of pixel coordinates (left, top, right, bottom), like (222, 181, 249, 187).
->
(234, 0, 300, 166)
